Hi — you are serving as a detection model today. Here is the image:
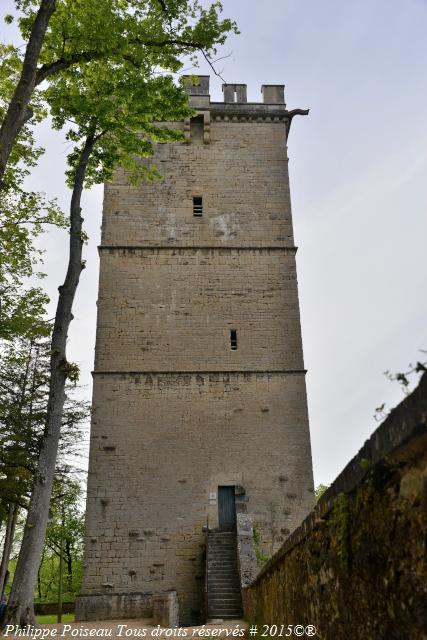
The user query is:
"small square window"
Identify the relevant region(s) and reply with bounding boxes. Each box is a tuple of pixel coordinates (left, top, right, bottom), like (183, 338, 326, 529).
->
(230, 329, 238, 351)
(193, 196, 203, 217)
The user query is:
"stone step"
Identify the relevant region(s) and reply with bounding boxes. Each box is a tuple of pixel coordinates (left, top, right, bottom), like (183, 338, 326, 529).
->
(209, 532, 236, 536)
(207, 530, 241, 621)
(208, 585, 241, 591)
(208, 575, 240, 586)
(208, 546, 236, 552)
(209, 597, 241, 604)
(208, 607, 242, 616)
(208, 609, 243, 617)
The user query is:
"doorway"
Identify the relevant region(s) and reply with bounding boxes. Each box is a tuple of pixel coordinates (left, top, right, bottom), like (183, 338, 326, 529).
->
(218, 486, 236, 531)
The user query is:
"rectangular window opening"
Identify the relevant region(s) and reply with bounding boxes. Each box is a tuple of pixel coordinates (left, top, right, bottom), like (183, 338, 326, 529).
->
(193, 196, 203, 217)
(190, 114, 204, 142)
(230, 329, 238, 351)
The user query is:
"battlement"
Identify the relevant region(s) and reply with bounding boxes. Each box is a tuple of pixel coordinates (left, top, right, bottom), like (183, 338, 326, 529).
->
(183, 75, 287, 108)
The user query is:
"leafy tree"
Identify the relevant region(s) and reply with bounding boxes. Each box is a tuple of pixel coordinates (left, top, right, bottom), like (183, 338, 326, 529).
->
(0, 189, 65, 341)
(315, 484, 329, 501)
(0, 43, 66, 341)
(0, 0, 237, 186)
(0, 0, 55, 185)
(0, 334, 88, 600)
(3, 479, 85, 606)
(37, 479, 85, 602)
(6, 3, 236, 623)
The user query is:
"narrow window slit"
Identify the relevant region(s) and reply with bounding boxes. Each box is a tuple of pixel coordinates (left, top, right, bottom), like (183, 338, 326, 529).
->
(230, 329, 238, 351)
(193, 196, 203, 217)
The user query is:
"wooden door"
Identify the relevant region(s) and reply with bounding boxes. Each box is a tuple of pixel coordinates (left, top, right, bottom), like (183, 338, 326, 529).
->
(218, 486, 236, 531)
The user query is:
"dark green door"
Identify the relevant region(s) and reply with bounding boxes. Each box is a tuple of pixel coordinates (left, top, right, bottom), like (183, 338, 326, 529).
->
(218, 486, 236, 531)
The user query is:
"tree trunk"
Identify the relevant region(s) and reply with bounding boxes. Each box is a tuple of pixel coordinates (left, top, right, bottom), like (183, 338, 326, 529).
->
(65, 541, 73, 592)
(0, 0, 56, 187)
(5, 133, 95, 627)
(0, 504, 18, 598)
(37, 566, 42, 601)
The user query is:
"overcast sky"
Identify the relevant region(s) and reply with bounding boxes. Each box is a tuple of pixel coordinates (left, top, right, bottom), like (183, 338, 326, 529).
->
(2, 0, 426, 487)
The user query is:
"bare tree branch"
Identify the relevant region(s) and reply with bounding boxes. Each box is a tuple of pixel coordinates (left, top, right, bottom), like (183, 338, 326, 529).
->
(199, 48, 226, 82)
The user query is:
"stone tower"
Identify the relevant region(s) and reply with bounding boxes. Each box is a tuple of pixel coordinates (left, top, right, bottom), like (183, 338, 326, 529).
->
(77, 77, 314, 625)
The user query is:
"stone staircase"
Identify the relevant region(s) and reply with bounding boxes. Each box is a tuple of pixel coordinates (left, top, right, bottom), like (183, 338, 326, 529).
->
(207, 531, 243, 620)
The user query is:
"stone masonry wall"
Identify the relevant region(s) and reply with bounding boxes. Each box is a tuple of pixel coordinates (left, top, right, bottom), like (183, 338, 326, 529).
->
(243, 373, 427, 640)
(102, 121, 294, 248)
(94, 248, 304, 372)
(81, 372, 313, 623)
(79, 79, 314, 625)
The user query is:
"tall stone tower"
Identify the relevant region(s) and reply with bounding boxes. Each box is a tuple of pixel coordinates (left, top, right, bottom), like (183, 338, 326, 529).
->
(77, 77, 314, 625)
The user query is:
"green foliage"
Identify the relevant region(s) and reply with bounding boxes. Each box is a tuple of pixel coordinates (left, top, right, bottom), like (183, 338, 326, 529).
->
(24, 0, 238, 76)
(0, 43, 47, 191)
(39, 480, 85, 602)
(6, 479, 85, 603)
(253, 526, 269, 567)
(315, 484, 329, 501)
(46, 66, 191, 189)
(0, 189, 66, 341)
(1, 0, 238, 339)
(0, 335, 89, 518)
(359, 458, 371, 472)
(331, 493, 350, 573)
(63, 361, 80, 384)
(0, 44, 66, 341)
(36, 614, 74, 624)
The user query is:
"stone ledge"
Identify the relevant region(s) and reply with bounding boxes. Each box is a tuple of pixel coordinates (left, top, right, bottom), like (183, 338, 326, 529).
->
(91, 369, 307, 377)
(98, 246, 298, 254)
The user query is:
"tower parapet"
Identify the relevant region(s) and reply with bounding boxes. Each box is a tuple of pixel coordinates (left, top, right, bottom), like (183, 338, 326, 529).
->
(183, 76, 307, 132)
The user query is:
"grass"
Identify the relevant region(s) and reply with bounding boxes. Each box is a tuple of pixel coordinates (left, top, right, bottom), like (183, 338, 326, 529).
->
(36, 614, 75, 624)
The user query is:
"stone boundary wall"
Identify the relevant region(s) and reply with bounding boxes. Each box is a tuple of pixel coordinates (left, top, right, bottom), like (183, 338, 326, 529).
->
(75, 592, 154, 621)
(243, 373, 427, 639)
(75, 591, 180, 626)
(34, 602, 75, 615)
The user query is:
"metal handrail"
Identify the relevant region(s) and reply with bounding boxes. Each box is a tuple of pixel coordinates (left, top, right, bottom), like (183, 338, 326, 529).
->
(204, 514, 210, 621)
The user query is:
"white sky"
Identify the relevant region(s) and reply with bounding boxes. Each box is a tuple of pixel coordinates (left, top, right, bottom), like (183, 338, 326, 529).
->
(2, 0, 427, 487)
